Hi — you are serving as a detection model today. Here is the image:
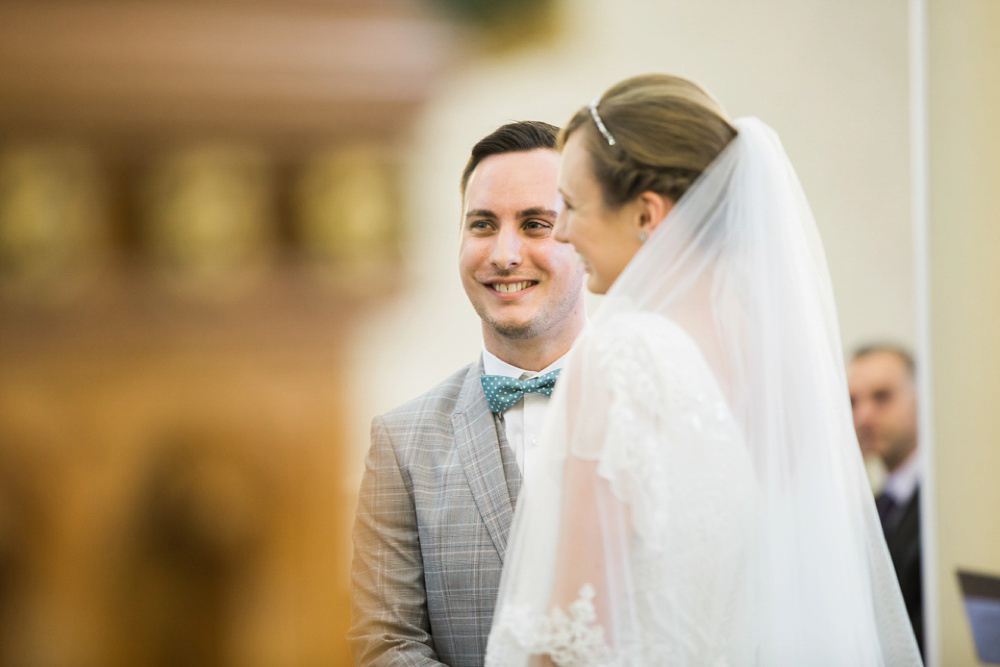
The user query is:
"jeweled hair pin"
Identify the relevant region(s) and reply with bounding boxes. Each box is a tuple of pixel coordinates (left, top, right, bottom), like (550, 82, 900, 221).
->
(589, 98, 617, 146)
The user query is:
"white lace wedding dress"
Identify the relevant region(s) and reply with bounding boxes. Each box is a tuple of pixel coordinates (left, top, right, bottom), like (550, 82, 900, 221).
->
(487, 312, 758, 666)
(486, 117, 922, 666)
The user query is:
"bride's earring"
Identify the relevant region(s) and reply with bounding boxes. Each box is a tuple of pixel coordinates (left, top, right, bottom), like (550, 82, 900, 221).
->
(638, 231, 648, 243)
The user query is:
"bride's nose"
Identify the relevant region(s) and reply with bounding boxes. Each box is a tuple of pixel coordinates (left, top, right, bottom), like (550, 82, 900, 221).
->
(553, 210, 571, 244)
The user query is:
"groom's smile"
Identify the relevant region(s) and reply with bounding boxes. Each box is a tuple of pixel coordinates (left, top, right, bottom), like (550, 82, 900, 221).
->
(486, 279, 538, 296)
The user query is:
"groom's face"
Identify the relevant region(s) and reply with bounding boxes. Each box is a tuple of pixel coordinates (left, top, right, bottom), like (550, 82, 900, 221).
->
(459, 149, 585, 350)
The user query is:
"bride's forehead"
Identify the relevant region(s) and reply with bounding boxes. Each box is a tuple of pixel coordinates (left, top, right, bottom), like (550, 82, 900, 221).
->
(558, 136, 604, 198)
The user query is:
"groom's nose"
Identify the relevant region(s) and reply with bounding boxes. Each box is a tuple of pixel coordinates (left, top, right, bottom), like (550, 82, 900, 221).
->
(489, 224, 522, 270)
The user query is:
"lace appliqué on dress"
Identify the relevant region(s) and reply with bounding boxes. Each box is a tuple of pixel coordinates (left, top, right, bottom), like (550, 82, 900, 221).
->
(589, 313, 744, 548)
(486, 584, 620, 667)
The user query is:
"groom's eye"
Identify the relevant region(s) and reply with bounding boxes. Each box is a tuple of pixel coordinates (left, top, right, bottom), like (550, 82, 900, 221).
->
(523, 219, 552, 234)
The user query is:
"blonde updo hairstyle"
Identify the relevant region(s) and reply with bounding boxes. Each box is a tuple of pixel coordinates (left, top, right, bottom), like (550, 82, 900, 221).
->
(558, 74, 737, 209)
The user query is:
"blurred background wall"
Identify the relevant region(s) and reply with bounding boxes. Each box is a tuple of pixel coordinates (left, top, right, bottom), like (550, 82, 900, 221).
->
(0, 0, 995, 665)
(925, 1, 1000, 665)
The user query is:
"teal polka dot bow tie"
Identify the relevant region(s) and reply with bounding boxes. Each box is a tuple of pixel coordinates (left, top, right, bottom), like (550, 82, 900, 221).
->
(481, 370, 562, 414)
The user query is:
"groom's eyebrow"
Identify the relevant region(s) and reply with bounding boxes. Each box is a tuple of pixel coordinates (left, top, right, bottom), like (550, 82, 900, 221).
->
(517, 207, 558, 219)
(464, 207, 558, 221)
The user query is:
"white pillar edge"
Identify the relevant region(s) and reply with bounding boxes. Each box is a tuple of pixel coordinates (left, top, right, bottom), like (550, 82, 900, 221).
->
(909, 0, 937, 663)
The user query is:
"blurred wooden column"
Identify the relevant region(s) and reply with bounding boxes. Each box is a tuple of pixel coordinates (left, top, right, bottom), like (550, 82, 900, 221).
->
(0, 0, 457, 152)
(0, 1, 460, 665)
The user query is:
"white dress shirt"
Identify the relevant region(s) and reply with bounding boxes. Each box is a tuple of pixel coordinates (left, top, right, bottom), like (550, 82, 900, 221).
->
(481, 347, 567, 488)
(881, 449, 921, 507)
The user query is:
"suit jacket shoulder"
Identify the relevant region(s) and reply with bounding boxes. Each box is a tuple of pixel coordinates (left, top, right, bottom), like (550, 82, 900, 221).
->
(378, 362, 475, 433)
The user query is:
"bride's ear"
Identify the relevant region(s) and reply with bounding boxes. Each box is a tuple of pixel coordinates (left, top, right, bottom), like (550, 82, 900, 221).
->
(636, 191, 674, 236)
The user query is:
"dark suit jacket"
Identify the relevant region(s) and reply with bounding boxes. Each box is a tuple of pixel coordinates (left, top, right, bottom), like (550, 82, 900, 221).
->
(882, 487, 923, 657)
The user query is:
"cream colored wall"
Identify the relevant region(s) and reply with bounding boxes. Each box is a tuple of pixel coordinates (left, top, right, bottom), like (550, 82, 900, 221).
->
(346, 0, 914, 478)
(343, 3, 1000, 663)
(926, 1, 1000, 664)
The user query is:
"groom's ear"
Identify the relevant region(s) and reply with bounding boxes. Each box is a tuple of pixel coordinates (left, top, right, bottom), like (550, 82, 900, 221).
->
(636, 191, 674, 235)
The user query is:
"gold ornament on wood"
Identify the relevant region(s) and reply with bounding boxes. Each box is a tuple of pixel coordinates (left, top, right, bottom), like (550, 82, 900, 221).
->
(0, 145, 108, 298)
(293, 145, 399, 282)
(138, 145, 273, 291)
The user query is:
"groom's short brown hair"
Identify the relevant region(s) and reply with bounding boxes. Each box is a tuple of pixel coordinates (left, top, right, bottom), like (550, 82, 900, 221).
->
(460, 120, 559, 199)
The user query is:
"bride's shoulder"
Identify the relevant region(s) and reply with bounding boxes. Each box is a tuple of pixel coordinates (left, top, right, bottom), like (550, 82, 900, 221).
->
(575, 312, 708, 397)
(585, 312, 696, 357)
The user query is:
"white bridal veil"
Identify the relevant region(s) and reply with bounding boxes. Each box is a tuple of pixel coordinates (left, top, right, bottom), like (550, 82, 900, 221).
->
(487, 118, 922, 665)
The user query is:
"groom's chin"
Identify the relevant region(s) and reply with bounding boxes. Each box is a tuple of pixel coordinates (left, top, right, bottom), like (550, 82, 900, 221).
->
(487, 320, 538, 341)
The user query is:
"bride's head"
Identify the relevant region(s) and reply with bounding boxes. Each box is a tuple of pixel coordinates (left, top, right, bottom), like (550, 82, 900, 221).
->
(554, 73, 736, 294)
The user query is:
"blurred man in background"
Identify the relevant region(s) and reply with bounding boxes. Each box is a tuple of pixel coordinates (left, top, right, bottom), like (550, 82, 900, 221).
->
(848, 343, 923, 656)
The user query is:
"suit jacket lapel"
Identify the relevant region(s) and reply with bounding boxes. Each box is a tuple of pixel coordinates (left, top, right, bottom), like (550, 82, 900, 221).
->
(453, 358, 522, 561)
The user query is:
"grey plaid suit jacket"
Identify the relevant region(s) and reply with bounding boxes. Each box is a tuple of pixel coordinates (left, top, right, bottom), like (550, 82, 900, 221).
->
(348, 357, 522, 666)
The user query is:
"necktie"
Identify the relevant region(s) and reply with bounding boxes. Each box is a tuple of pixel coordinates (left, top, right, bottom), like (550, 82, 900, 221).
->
(875, 492, 897, 532)
(481, 369, 561, 414)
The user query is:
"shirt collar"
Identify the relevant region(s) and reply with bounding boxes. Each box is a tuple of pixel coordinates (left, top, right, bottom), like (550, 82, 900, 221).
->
(481, 345, 567, 379)
(882, 450, 921, 504)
